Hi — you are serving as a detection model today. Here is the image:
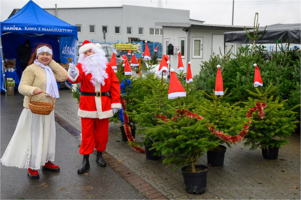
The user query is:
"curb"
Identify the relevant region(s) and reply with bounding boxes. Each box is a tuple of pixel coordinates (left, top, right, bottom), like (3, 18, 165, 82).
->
(54, 113, 168, 200)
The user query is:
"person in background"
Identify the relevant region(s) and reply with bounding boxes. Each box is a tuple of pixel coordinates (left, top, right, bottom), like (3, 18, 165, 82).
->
(17, 40, 32, 72)
(0, 44, 68, 179)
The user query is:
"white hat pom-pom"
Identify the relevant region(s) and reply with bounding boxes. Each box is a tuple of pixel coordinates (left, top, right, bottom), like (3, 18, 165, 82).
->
(96, 43, 101, 49)
(170, 68, 175, 72)
(145, 40, 147, 43)
(122, 64, 125, 67)
(253, 63, 257, 67)
(217, 65, 221, 68)
(188, 61, 191, 64)
(132, 53, 134, 55)
(167, 61, 170, 64)
(177, 51, 180, 54)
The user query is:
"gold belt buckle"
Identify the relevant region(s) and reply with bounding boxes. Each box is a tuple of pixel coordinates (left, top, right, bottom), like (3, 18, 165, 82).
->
(96, 91, 101, 97)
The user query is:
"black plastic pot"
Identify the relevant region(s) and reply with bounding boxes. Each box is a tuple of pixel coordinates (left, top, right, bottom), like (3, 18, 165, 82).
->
(207, 145, 226, 166)
(120, 126, 135, 142)
(181, 165, 208, 194)
(145, 145, 161, 160)
(262, 146, 279, 159)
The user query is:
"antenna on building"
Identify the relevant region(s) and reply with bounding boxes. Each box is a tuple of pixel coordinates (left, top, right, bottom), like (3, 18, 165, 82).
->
(158, 0, 162, 7)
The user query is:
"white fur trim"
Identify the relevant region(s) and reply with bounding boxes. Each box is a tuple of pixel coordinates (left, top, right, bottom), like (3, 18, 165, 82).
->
(111, 66, 117, 69)
(125, 72, 132, 75)
(78, 109, 113, 119)
(253, 63, 257, 67)
(79, 43, 96, 54)
(186, 78, 193, 83)
(154, 50, 157, 52)
(170, 68, 175, 72)
(217, 65, 221, 68)
(37, 46, 52, 57)
(144, 56, 151, 60)
(95, 82, 103, 118)
(158, 66, 169, 75)
(254, 82, 263, 87)
(177, 67, 184, 71)
(114, 70, 118, 73)
(215, 91, 224, 95)
(168, 92, 186, 99)
(68, 68, 79, 82)
(127, 53, 131, 55)
(130, 64, 139, 67)
(111, 103, 121, 109)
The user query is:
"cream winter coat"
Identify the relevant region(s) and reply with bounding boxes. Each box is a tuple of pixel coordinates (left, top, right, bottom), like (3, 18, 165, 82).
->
(18, 60, 68, 108)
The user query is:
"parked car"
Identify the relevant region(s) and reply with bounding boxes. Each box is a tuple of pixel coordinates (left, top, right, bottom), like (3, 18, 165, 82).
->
(101, 44, 123, 65)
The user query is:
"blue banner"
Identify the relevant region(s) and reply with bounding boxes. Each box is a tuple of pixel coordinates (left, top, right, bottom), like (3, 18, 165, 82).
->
(60, 36, 77, 64)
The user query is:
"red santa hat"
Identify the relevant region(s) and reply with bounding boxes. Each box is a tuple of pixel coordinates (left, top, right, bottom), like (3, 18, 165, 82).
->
(154, 46, 158, 52)
(186, 62, 193, 83)
(122, 54, 127, 60)
(130, 53, 139, 67)
(110, 53, 117, 70)
(123, 59, 132, 75)
(158, 55, 169, 75)
(215, 65, 224, 96)
(253, 63, 263, 87)
(79, 40, 101, 54)
(168, 69, 186, 99)
(177, 51, 184, 71)
(128, 49, 131, 55)
(144, 41, 151, 60)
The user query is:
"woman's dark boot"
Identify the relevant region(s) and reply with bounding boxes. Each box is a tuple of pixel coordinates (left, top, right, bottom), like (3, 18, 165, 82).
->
(77, 154, 90, 174)
(96, 151, 106, 167)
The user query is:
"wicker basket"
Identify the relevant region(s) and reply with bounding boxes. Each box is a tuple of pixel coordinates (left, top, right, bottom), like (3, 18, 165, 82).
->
(29, 91, 54, 115)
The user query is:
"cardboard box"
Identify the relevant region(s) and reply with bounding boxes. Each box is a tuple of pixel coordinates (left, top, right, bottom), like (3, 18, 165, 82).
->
(6, 78, 15, 87)
(5, 59, 16, 68)
(7, 86, 14, 96)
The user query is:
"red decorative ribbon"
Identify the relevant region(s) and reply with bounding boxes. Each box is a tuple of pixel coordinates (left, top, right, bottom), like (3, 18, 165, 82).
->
(121, 98, 145, 153)
(156, 102, 267, 144)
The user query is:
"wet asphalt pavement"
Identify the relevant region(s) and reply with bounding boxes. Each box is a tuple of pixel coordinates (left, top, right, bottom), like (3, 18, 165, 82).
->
(0, 92, 145, 199)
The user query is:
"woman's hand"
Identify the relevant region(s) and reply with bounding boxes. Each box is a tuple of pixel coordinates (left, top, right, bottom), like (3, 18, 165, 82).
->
(33, 88, 42, 95)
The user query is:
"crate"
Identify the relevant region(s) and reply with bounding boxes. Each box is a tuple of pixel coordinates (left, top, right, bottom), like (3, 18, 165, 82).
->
(5, 59, 16, 68)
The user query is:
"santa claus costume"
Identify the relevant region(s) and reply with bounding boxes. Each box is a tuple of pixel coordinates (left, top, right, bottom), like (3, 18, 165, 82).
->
(0, 44, 68, 179)
(68, 40, 121, 174)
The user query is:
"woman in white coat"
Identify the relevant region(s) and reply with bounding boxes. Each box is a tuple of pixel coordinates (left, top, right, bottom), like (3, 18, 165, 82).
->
(0, 44, 68, 179)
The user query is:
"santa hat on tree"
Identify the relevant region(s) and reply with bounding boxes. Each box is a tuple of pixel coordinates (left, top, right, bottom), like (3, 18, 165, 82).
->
(130, 53, 139, 67)
(154, 46, 158, 52)
(186, 61, 193, 83)
(253, 63, 263, 87)
(122, 54, 128, 60)
(110, 53, 117, 72)
(123, 59, 132, 75)
(215, 65, 224, 96)
(128, 49, 131, 55)
(177, 51, 184, 71)
(168, 69, 186, 99)
(79, 40, 102, 54)
(158, 55, 169, 75)
(144, 41, 151, 60)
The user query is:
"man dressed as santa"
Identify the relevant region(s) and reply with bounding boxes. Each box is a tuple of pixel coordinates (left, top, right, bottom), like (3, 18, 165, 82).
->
(68, 40, 121, 174)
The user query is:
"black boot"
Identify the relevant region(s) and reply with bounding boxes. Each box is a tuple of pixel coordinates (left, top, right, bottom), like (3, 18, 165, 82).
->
(96, 151, 106, 167)
(77, 154, 90, 174)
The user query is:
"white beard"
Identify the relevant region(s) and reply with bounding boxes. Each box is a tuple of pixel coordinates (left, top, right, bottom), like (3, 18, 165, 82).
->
(79, 49, 108, 86)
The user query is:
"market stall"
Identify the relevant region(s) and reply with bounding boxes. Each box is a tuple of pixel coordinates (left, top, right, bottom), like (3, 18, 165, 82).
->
(0, 0, 78, 93)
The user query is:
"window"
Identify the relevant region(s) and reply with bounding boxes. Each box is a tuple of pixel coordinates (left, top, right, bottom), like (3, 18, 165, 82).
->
(150, 28, 162, 36)
(192, 38, 203, 58)
(127, 27, 132, 34)
(76, 24, 81, 33)
(102, 26, 107, 33)
(138, 27, 143, 35)
(115, 26, 120, 34)
(102, 47, 109, 57)
(179, 38, 185, 57)
(89, 25, 95, 33)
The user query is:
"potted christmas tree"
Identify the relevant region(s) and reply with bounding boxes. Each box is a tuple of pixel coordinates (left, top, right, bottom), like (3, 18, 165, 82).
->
(244, 64, 300, 159)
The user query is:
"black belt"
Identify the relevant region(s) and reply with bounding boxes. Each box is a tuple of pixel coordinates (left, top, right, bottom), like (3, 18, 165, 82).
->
(81, 92, 110, 97)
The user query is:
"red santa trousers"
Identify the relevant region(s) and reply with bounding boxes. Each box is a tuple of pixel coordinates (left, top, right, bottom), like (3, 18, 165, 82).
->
(80, 117, 110, 155)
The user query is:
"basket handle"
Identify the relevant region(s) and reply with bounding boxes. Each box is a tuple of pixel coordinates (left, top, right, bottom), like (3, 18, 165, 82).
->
(29, 91, 54, 105)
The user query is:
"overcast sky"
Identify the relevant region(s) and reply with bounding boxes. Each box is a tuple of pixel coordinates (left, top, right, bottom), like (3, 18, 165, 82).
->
(0, 0, 300, 26)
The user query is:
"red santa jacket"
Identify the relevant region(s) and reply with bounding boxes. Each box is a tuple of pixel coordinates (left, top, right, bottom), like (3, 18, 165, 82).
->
(68, 63, 121, 119)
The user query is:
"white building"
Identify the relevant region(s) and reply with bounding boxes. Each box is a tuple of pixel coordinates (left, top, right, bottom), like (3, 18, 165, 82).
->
(156, 22, 250, 76)
(9, 5, 204, 44)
